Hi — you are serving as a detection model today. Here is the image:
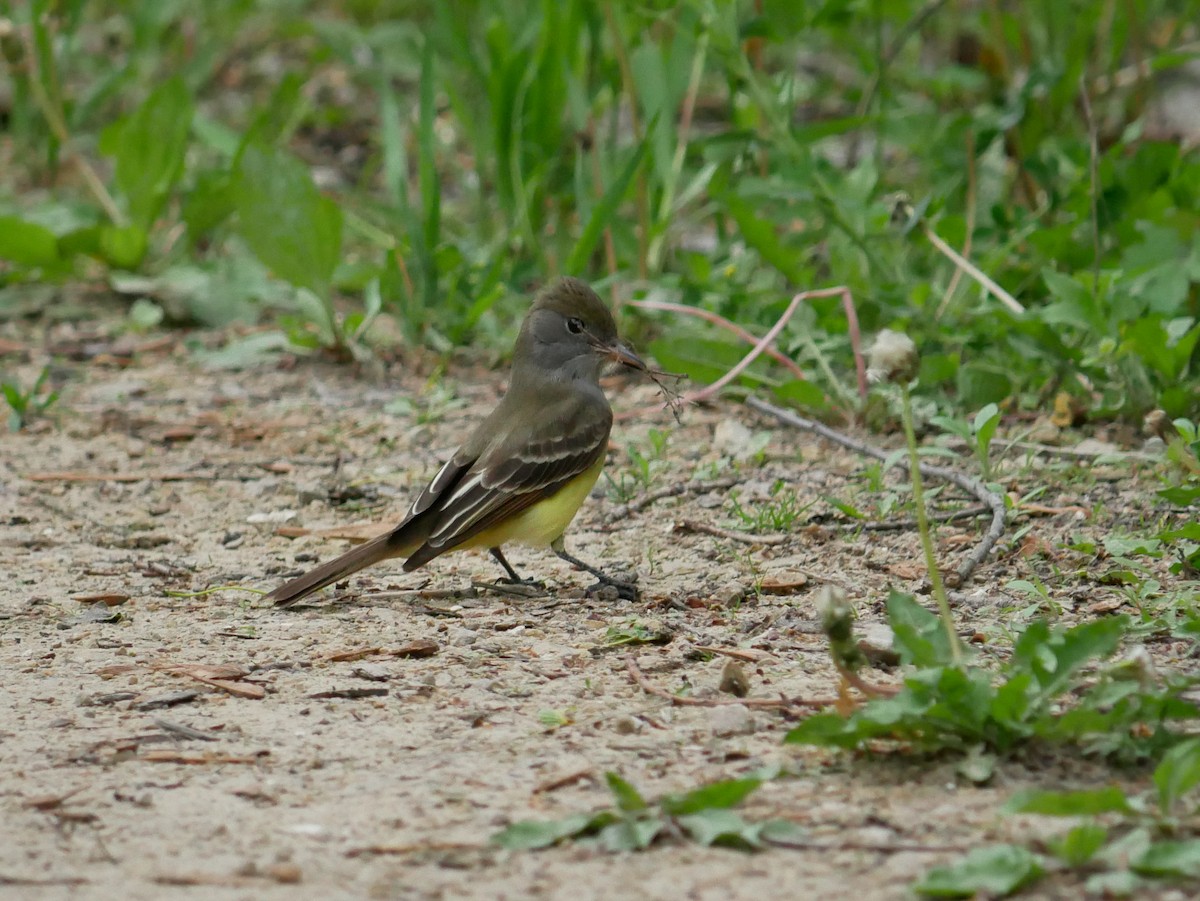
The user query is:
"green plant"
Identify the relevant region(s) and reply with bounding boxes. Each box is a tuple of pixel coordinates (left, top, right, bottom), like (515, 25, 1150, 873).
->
(2, 367, 59, 431)
(788, 591, 1198, 762)
(727, 480, 812, 532)
(604, 429, 671, 502)
(931, 402, 1002, 481)
(917, 739, 1200, 897)
(492, 772, 799, 852)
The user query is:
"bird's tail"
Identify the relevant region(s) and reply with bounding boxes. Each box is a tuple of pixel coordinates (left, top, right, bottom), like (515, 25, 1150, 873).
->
(268, 531, 407, 607)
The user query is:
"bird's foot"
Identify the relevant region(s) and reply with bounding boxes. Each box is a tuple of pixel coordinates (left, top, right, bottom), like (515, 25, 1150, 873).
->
(499, 574, 546, 590)
(585, 573, 639, 602)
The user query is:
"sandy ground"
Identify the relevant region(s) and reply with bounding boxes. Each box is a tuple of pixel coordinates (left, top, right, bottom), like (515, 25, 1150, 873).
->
(1, 320, 1192, 900)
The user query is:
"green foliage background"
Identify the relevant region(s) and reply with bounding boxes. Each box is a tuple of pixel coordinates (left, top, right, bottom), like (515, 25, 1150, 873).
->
(2, 0, 1199, 418)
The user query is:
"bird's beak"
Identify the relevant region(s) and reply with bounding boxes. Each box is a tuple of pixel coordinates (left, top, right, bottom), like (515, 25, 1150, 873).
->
(597, 338, 646, 371)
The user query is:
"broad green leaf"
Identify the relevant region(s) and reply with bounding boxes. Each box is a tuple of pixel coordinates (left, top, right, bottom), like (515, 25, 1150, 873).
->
(182, 171, 236, 241)
(491, 811, 613, 850)
(604, 772, 647, 812)
(0, 216, 59, 266)
(915, 844, 1045, 898)
(1040, 268, 1106, 335)
(1047, 824, 1108, 866)
(1154, 737, 1200, 815)
(887, 591, 953, 667)
(955, 362, 1013, 408)
(1157, 485, 1200, 506)
(109, 77, 194, 230)
(597, 816, 662, 851)
(676, 809, 760, 849)
(784, 712, 862, 748)
(771, 378, 830, 412)
(1006, 786, 1133, 817)
(660, 778, 761, 816)
(190, 331, 297, 371)
(98, 225, 149, 270)
(972, 403, 1000, 451)
(714, 188, 806, 284)
(1132, 839, 1200, 878)
(233, 143, 343, 299)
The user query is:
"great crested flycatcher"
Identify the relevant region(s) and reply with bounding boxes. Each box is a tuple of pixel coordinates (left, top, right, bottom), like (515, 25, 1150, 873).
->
(268, 277, 645, 607)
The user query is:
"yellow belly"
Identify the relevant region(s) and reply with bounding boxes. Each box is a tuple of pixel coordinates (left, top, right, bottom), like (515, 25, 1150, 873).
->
(462, 455, 605, 550)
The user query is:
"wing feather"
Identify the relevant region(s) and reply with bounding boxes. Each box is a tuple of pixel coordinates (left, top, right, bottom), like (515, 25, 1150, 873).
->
(405, 398, 612, 563)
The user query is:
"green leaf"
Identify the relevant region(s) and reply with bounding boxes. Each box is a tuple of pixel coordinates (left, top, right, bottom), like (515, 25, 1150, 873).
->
(0, 216, 60, 266)
(915, 844, 1045, 898)
(182, 171, 236, 241)
(604, 772, 647, 812)
(98, 224, 149, 270)
(1154, 737, 1200, 815)
(676, 809, 760, 849)
(783, 712, 863, 748)
(956, 362, 1013, 408)
(771, 378, 830, 412)
(565, 132, 651, 274)
(660, 778, 761, 816)
(1158, 485, 1200, 506)
(1047, 824, 1108, 866)
(1132, 839, 1200, 878)
(233, 142, 343, 299)
(109, 77, 194, 230)
(714, 186, 807, 284)
(887, 590, 953, 667)
(1006, 786, 1133, 816)
(190, 332, 297, 371)
(1012, 617, 1127, 700)
(597, 816, 662, 851)
(490, 812, 604, 850)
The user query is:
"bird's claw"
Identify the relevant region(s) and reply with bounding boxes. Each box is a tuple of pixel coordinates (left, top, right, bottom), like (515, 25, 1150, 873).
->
(586, 577, 639, 602)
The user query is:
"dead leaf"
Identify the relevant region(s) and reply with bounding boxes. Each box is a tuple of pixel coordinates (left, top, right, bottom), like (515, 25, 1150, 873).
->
(72, 593, 130, 606)
(140, 750, 267, 765)
(759, 572, 810, 593)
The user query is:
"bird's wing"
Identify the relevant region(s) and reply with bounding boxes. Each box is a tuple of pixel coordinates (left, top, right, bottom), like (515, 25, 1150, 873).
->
(403, 397, 612, 566)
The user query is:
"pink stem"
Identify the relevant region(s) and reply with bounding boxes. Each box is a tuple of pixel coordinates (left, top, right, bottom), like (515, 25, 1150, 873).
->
(632, 299, 807, 380)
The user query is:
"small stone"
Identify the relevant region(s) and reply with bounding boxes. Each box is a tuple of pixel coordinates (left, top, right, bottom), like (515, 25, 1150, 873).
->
(713, 418, 767, 460)
(712, 582, 746, 607)
(708, 703, 757, 737)
(718, 661, 750, 698)
(351, 663, 390, 682)
(266, 862, 302, 884)
(613, 715, 642, 735)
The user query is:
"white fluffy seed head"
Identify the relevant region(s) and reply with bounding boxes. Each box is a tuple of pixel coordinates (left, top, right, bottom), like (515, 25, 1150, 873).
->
(866, 329, 919, 385)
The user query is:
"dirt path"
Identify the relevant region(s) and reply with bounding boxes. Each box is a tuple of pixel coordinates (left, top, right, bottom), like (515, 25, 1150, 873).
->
(0, 325, 1181, 899)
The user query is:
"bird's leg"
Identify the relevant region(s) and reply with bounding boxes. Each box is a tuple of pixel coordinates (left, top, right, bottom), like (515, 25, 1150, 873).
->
(551, 538, 639, 601)
(489, 547, 545, 588)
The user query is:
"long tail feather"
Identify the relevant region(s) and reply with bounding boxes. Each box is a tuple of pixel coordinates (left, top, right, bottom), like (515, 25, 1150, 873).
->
(268, 532, 401, 607)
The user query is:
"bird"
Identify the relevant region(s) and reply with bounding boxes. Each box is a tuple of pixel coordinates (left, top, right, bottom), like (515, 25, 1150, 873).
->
(267, 276, 645, 607)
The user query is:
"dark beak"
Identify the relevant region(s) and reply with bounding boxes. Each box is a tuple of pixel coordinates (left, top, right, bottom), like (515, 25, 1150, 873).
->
(596, 338, 646, 371)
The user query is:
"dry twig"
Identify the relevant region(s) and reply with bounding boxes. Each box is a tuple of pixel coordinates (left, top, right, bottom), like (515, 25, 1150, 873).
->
(673, 519, 789, 546)
(747, 397, 1006, 586)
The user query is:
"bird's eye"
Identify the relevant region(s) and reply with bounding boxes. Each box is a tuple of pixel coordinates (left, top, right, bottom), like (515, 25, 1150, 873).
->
(566, 317, 585, 335)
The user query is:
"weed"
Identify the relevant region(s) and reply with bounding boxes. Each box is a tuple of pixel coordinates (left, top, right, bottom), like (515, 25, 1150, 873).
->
(2, 367, 59, 431)
(492, 772, 799, 853)
(726, 481, 812, 532)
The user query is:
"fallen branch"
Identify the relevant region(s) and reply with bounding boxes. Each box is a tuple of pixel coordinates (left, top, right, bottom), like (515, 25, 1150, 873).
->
(861, 505, 992, 531)
(747, 396, 1006, 587)
(603, 476, 740, 523)
(673, 519, 789, 546)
